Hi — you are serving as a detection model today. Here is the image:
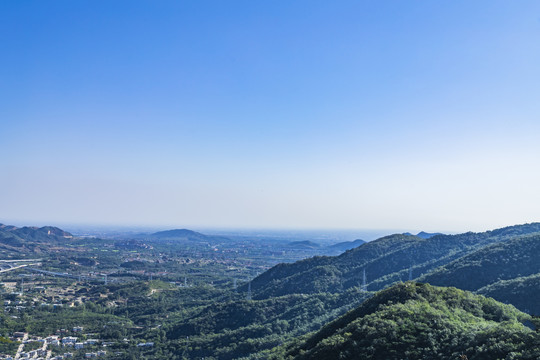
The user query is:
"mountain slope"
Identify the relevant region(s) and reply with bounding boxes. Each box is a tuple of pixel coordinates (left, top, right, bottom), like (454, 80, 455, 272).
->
(276, 282, 539, 360)
(164, 288, 372, 360)
(476, 273, 540, 315)
(420, 233, 540, 292)
(249, 223, 540, 299)
(249, 234, 420, 298)
(0, 223, 74, 255)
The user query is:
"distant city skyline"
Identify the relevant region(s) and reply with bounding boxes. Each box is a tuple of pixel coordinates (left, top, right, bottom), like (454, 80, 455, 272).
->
(2, 1, 540, 233)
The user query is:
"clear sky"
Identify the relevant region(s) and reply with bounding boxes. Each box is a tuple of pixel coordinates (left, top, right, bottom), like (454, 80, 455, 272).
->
(1, 1, 540, 233)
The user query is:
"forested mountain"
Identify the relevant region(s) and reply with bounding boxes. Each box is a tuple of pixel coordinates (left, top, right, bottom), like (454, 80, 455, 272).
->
(11, 226, 72, 240)
(0, 228, 26, 249)
(157, 224, 540, 359)
(0, 223, 73, 255)
(249, 223, 540, 299)
(415, 233, 540, 314)
(0, 224, 72, 242)
(477, 273, 540, 315)
(272, 282, 540, 360)
(1, 221, 539, 359)
(162, 288, 372, 359)
(420, 233, 540, 291)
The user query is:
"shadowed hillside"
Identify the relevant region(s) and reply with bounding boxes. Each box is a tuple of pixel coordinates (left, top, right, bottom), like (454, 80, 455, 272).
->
(420, 234, 540, 292)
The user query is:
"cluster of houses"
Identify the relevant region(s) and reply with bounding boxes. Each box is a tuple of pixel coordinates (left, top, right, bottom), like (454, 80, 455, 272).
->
(1, 349, 49, 359)
(0, 328, 110, 360)
(3, 299, 29, 312)
(52, 350, 107, 359)
(55, 335, 102, 350)
(4, 295, 78, 313)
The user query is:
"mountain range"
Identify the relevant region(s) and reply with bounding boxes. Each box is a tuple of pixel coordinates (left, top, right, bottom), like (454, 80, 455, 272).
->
(0, 224, 73, 255)
(247, 223, 540, 311)
(159, 222, 540, 358)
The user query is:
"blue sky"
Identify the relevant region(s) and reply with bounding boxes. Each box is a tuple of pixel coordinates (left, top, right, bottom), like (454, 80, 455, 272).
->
(1, 1, 540, 232)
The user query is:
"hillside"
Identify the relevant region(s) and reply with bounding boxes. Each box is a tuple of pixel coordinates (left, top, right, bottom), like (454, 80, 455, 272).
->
(163, 288, 372, 359)
(0, 224, 72, 241)
(477, 273, 540, 315)
(0, 223, 74, 255)
(249, 223, 540, 299)
(420, 234, 540, 292)
(275, 282, 539, 360)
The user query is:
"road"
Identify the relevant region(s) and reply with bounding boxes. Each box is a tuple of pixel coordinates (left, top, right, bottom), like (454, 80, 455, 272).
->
(0, 263, 40, 273)
(14, 333, 28, 360)
(38, 340, 48, 359)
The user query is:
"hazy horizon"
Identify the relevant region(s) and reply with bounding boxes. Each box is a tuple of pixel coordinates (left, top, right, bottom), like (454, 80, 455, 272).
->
(7, 217, 534, 243)
(2, 1, 540, 232)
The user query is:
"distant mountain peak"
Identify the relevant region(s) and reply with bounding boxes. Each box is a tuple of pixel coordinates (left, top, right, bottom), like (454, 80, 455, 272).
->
(1, 223, 73, 238)
(149, 228, 230, 243)
(403, 231, 444, 239)
(286, 240, 321, 249)
(416, 231, 444, 239)
(328, 239, 366, 251)
(39, 226, 73, 237)
(151, 229, 205, 238)
(0, 224, 18, 231)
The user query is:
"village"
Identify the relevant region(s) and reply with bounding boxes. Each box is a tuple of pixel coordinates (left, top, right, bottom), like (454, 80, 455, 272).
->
(0, 327, 156, 360)
(0, 326, 108, 359)
(0, 277, 154, 359)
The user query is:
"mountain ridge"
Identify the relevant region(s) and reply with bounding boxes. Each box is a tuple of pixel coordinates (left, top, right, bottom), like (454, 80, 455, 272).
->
(248, 222, 540, 299)
(327, 239, 366, 251)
